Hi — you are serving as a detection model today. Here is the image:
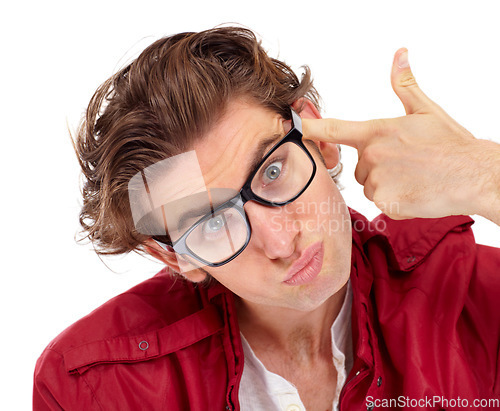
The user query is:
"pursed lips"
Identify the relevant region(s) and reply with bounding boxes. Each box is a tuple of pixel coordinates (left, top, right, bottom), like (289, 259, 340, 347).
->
(283, 241, 324, 285)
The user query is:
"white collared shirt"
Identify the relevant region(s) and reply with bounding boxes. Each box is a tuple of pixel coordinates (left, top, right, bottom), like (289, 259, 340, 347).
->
(238, 282, 353, 411)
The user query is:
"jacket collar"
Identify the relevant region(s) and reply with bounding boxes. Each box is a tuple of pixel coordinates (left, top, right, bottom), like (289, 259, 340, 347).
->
(349, 209, 474, 271)
(64, 303, 223, 375)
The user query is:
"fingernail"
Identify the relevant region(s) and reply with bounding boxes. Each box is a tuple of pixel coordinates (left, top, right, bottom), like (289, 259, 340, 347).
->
(398, 50, 409, 69)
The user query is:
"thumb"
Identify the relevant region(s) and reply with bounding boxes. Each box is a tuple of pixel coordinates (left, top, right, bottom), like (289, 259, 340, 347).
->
(391, 48, 432, 115)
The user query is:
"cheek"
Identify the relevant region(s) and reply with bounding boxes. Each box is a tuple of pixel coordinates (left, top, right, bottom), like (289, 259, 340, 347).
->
(206, 260, 262, 293)
(297, 168, 349, 230)
(208, 269, 277, 306)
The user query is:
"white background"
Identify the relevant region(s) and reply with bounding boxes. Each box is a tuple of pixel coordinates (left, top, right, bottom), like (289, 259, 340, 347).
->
(1, 1, 499, 409)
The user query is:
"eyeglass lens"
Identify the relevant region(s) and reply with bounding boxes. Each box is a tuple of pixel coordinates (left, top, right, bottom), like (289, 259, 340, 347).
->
(186, 206, 248, 264)
(250, 141, 314, 203)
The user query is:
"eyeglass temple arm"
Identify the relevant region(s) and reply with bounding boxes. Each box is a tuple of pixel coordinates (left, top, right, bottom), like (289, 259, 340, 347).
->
(152, 238, 174, 253)
(290, 108, 302, 134)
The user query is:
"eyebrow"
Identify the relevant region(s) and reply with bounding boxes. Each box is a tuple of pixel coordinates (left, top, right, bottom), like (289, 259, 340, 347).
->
(242, 133, 284, 183)
(174, 189, 231, 234)
(175, 202, 212, 233)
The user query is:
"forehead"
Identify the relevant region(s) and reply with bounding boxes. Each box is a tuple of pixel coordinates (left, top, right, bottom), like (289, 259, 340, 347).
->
(193, 100, 285, 188)
(155, 100, 285, 203)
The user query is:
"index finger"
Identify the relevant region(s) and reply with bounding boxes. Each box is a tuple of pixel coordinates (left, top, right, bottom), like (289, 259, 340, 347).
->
(302, 118, 376, 149)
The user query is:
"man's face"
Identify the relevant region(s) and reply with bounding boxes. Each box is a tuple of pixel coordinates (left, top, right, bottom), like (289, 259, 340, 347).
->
(155, 99, 352, 312)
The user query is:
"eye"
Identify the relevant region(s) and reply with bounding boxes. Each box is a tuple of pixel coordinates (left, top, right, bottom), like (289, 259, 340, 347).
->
(263, 161, 283, 183)
(203, 214, 226, 234)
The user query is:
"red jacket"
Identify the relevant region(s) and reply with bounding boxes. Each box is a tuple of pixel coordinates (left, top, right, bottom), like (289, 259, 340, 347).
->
(33, 211, 500, 410)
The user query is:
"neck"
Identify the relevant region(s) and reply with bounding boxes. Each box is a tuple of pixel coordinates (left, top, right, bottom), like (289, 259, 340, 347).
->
(236, 283, 347, 362)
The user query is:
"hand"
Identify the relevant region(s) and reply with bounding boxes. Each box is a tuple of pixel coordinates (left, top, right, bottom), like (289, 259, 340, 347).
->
(303, 48, 500, 223)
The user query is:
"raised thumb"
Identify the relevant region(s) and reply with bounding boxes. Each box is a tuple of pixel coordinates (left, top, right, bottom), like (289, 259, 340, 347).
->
(391, 48, 432, 115)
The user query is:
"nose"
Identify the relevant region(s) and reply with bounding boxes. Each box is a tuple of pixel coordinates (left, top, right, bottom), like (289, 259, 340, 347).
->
(244, 201, 300, 260)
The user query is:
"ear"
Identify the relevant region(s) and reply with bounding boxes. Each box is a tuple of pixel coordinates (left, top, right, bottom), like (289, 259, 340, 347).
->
(143, 239, 208, 283)
(292, 98, 340, 169)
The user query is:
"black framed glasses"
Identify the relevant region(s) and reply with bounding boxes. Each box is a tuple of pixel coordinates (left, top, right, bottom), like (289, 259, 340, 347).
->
(154, 108, 317, 267)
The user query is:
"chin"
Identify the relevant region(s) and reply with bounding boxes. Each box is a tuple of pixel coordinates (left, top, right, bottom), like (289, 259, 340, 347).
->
(288, 275, 347, 312)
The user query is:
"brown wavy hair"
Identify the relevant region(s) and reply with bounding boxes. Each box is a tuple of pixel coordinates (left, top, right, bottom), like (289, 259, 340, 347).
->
(75, 26, 324, 255)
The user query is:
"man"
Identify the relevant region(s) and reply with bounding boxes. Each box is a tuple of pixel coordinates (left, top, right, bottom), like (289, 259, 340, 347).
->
(34, 27, 500, 410)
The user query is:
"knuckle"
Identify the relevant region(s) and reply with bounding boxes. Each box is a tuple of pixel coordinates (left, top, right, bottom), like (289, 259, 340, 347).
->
(362, 147, 375, 166)
(354, 164, 365, 185)
(363, 174, 378, 200)
(399, 71, 418, 88)
(325, 119, 339, 140)
(363, 184, 374, 201)
(362, 144, 382, 167)
(372, 194, 385, 211)
(368, 119, 387, 138)
(368, 168, 381, 186)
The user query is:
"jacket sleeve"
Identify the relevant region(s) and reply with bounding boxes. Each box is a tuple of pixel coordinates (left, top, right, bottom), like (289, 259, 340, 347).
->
(33, 348, 101, 411)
